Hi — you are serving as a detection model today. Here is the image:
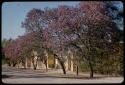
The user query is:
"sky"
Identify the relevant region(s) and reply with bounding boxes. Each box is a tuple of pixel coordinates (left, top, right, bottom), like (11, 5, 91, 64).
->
(2, 1, 123, 40)
(2, 1, 79, 40)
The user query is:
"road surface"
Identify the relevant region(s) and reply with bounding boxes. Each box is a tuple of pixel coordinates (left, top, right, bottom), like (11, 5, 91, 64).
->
(2, 65, 124, 84)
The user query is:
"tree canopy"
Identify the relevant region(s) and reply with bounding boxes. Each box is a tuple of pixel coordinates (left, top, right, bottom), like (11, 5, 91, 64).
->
(3, 1, 123, 77)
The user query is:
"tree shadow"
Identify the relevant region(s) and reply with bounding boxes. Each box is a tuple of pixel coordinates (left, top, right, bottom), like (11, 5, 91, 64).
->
(2, 75, 13, 78)
(2, 73, 107, 80)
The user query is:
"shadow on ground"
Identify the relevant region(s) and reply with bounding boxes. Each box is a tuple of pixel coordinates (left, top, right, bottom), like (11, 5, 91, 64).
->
(2, 73, 107, 80)
(2, 75, 13, 78)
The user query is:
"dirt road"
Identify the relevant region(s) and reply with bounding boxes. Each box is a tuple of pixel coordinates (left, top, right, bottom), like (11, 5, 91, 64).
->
(2, 65, 124, 84)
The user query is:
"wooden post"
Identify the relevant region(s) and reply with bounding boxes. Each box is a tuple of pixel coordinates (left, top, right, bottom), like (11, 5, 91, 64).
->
(54, 57, 58, 68)
(46, 54, 48, 69)
(37, 59, 39, 69)
(71, 59, 74, 72)
(65, 56, 68, 71)
(20, 61, 23, 68)
(34, 56, 37, 70)
(33, 50, 38, 70)
(69, 50, 74, 72)
(71, 53, 74, 72)
(30, 58, 34, 69)
(25, 57, 28, 69)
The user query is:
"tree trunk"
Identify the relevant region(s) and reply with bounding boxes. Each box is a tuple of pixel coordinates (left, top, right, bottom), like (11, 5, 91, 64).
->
(89, 61, 94, 78)
(76, 60, 79, 76)
(8, 61, 11, 66)
(33, 55, 38, 70)
(34, 67, 36, 70)
(12, 63, 15, 67)
(45, 60, 48, 71)
(54, 54, 66, 74)
(17, 62, 19, 68)
(59, 59, 66, 74)
(25, 57, 28, 69)
(33, 64, 37, 70)
(44, 50, 48, 70)
(33, 60, 37, 70)
(76, 65, 79, 76)
(12, 61, 17, 67)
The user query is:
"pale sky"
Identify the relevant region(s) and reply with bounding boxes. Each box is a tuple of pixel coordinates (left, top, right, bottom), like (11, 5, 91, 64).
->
(2, 1, 123, 40)
(2, 2, 79, 40)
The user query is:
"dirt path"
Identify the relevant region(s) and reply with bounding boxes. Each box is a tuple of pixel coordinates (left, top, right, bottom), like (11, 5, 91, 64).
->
(2, 65, 124, 84)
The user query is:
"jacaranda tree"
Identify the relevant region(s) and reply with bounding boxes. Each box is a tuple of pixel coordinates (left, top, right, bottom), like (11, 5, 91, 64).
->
(3, 1, 123, 78)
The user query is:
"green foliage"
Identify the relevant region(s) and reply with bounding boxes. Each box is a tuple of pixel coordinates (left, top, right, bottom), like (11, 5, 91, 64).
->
(48, 53, 55, 68)
(79, 61, 90, 72)
(55, 64, 61, 69)
(73, 42, 123, 76)
(91, 43, 123, 76)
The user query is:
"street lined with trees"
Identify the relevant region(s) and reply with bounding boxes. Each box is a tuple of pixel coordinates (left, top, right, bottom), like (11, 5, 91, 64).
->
(2, 1, 123, 81)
